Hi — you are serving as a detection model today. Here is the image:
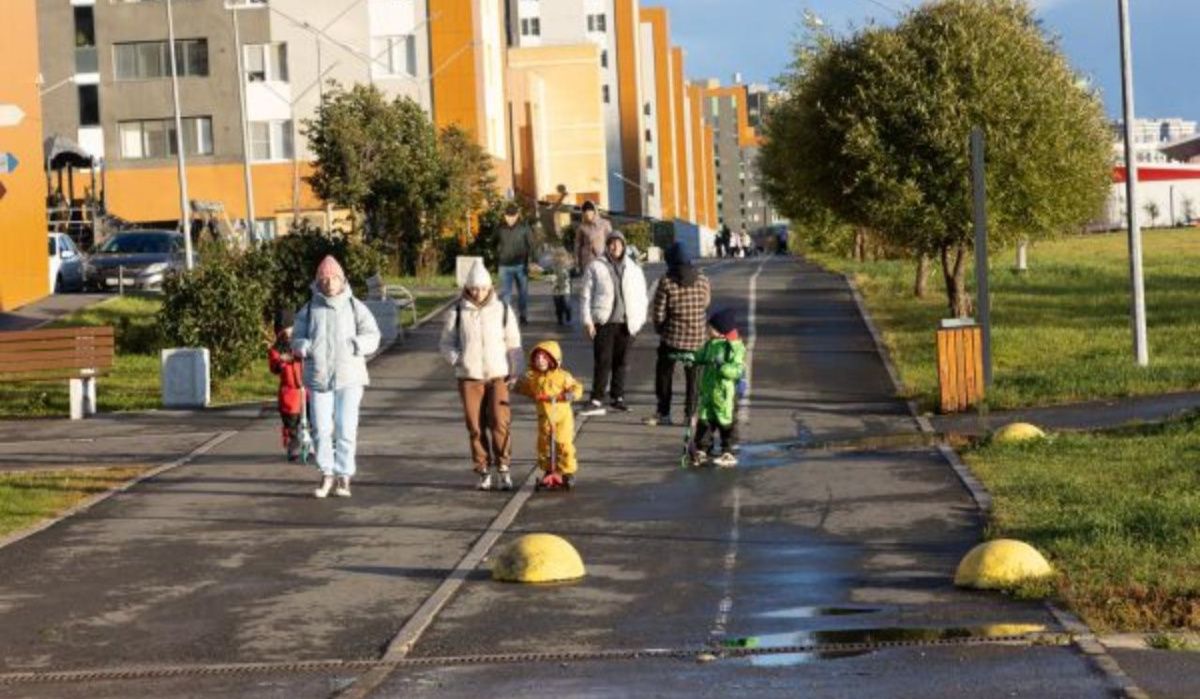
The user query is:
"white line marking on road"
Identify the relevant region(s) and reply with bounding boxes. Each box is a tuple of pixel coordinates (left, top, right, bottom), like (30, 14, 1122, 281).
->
(738, 255, 771, 426)
(709, 485, 742, 641)
(0, 430, 238, 552)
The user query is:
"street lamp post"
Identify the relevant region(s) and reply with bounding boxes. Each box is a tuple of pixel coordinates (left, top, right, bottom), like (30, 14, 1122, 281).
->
(1118, 0, 1149, 366)
(229, 3, 257, 243)
(165, 0, 193, 269)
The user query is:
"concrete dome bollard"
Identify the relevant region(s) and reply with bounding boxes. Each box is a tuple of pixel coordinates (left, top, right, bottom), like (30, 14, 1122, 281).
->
(954, 539, 1053, 589)
(491, 533, 586, 583)
(991, 422, 1047, 444)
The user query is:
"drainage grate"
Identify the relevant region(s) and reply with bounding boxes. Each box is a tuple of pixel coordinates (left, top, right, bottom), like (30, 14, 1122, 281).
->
(0, 632, 1068, 685)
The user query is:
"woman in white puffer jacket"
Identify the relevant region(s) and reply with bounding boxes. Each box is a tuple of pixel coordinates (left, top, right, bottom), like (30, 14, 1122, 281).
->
(439, 260, 523, 491)
(292, 255, 380, 499)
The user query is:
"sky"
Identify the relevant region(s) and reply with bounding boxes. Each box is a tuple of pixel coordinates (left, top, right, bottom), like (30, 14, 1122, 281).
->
(654, 0, 1200, 120)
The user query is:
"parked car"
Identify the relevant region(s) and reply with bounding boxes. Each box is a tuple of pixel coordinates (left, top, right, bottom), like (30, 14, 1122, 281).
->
(48, 232, 86, 293)
(84, 230, 189, 291)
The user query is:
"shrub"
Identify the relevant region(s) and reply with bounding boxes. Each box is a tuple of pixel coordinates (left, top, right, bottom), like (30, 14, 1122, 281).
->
(260, 223, 385, 317)
(158, 245, 268, 379)
(621, 221, 653, 253)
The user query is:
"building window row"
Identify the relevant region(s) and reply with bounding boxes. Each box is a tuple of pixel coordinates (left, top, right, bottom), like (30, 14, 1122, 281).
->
(245, 43, 288, 82)
(114, 39, 209, 80)
(586, 13, 607, 33)
(520, 17, 541, 36)
(250, 119, 295, 161)
(119, 116, 213, 160)
(374, 35, 417, 77)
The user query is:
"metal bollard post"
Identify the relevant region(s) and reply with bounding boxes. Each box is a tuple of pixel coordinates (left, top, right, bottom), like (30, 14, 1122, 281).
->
(118, 265, 124, 296)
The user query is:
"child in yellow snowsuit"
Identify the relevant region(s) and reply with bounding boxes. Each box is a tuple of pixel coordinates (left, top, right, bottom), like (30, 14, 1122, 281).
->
(514, 340, 584, 482)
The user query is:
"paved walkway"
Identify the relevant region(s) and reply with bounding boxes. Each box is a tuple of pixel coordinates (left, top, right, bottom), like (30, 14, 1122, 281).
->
(0, 258, 1190, 697)
(0, 292, 110, 331)
(932, 390, 1200, 437)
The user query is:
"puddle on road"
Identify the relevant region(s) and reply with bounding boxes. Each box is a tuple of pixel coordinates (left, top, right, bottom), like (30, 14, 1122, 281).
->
(735, 433, 939, 469)
(721, 623, 1047, 667)
(754, 605, 882, 620)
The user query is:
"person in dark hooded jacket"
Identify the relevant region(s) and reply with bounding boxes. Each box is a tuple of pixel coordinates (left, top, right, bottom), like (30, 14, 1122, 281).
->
(645, 243, 711, 426)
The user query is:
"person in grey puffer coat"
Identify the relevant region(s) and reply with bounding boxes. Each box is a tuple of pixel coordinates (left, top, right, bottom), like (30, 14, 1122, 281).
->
(292, 255, 381, 499)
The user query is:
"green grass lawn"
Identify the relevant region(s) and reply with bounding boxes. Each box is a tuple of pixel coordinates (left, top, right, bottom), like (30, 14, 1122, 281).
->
(810, 228, 1200, 410)
(964, 414, 1200, 632)
(383, 273, 459, 291)
(0, 467, 149, 537)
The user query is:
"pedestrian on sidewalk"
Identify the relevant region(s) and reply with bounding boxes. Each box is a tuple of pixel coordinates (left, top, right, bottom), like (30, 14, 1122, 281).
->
(496, 202, 533, 325)
(550, 247, 573, 326)
(645, 242, 710, 426)
(573, 200, 610, 274)
(513, 340, 584, 488)
(439, 260, 524, 491)
(579, 231, 648, 416)
(690, 308, 746, 468)
(292, 256, 381, 498)
(268, 308, 304, 462)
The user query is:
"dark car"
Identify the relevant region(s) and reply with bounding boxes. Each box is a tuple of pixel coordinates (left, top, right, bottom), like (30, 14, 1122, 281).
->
(85, 230, 189, 291)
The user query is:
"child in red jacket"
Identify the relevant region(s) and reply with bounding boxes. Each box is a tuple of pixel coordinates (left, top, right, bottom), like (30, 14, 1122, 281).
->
(268, 309, 305, 462)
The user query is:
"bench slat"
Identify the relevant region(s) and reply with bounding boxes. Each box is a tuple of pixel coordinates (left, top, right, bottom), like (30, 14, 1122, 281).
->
(0, 326, 114, 344)
(0, 337, 116, 355)
(0, 368, 112, 384)
(0, 354, 115, 374)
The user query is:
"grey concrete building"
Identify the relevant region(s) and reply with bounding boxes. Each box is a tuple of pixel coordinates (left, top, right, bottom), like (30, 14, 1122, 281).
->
(703, 79, 779, 238)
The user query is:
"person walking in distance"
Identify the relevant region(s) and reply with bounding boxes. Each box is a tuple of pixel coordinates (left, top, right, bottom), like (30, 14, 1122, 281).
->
(645, 242, 710, 426)
(292, 256, 381, 498)
(439, 260, 524, 491)
(496, 202, 533, 325)
(579, 231, 648, 416)
(573, 200, 610, 274)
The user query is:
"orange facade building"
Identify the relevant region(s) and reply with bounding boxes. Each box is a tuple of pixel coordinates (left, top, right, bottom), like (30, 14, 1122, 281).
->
(0, 0, 50, 310)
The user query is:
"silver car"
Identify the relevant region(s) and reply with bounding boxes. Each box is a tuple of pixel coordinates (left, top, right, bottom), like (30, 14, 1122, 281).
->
(85, 230, 188, 291)
(48, 232, 86, 292)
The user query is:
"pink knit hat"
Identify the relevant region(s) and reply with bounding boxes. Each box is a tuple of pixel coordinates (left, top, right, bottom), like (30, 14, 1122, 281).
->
(315, 255, 345, 281)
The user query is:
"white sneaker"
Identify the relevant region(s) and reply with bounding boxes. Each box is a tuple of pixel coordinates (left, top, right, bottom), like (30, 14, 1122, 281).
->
(477, 471, 494, 491)
(314, 475, 335, 498)
(715, 452, 738, 468)
(334, 477, 351, 498)
(497, 470, 514, 491)
(578, 399, 607, 416)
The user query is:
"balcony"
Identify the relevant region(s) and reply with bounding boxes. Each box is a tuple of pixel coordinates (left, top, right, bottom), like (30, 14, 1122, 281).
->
(75, 46, 98, 75)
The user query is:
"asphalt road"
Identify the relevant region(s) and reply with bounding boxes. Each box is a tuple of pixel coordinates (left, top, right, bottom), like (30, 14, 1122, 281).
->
(0, 258, 1133, 697)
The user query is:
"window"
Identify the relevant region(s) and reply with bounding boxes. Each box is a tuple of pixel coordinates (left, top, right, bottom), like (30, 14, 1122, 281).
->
(375, 35, 416, 76)
(114, 40, 208, 79)
(520, 17, 541, 36)
(600, 50, 608, 68)
(249, 120, 294, 161)
(647, 182, 655, 196)
(74, 6, 97, 73)
(646, 155, 654, 169)
(645, 128, 652, 143)
(587, 13, 607, 32)
(119, 117, 213, 159)
(78, 85, 99, 126)
(602, 84, 610, 104)
(244, 43, 288, 82)
(643, 102, 651, 116)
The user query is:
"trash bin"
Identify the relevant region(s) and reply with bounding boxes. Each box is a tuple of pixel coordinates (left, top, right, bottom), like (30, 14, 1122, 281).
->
(936, 319, 984, 413)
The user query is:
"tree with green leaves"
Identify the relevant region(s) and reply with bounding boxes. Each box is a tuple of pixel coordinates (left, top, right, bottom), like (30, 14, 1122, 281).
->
(304, 83, 441, 274)
(762, 0, 1112, 316)
(430, 125, 498, 264)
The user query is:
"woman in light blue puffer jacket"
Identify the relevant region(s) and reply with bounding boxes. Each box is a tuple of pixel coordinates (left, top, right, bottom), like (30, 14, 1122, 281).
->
(292, 256, 380, 498)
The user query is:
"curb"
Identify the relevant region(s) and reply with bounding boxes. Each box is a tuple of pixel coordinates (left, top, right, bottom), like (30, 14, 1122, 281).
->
(838, 268, 1148, 699)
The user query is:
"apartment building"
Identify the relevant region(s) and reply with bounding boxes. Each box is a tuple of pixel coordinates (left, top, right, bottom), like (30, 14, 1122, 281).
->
(508, 0, 643, 214)
(1112, 117, 1199, 165)
(36, 0, 431, 234)
(703, 79, 779, 235)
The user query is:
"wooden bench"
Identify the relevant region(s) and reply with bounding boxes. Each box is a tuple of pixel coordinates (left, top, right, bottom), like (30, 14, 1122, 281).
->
(0, 326, 115, 419)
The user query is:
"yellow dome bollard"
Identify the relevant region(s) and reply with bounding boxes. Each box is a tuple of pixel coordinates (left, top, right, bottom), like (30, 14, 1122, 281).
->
(491, 533, 586, 583)
(955, 539, 1053, 589)
(991, 422, 1047, 444)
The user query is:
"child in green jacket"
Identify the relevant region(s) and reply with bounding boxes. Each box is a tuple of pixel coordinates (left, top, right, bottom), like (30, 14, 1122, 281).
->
(692, 309, 746, 467)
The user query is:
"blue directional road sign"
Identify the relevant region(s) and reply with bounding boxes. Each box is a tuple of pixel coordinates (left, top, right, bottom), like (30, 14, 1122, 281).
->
(0, 153, 17, 175)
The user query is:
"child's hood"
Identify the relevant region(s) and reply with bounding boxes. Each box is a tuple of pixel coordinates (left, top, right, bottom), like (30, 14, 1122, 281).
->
(529, 340, 563, 370)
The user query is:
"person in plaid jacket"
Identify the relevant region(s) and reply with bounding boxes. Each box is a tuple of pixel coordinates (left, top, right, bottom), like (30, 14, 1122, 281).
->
(645, 242, 711, 426)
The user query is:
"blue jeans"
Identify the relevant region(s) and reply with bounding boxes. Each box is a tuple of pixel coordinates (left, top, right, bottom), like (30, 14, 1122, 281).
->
(499, 264, 528, 319)
(311, 384, 364, 478)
